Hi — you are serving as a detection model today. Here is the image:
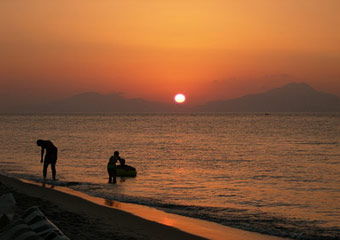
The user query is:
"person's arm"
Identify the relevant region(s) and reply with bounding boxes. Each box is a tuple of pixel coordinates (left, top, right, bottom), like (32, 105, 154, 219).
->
(40, 147, 44, 163)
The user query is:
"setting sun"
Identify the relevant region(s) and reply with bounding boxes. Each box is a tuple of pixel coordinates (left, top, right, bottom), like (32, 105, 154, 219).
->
(174, 93, 186, 103)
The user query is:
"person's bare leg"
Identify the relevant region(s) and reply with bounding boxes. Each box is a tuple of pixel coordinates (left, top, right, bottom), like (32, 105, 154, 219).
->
(51, 164, 56, 180)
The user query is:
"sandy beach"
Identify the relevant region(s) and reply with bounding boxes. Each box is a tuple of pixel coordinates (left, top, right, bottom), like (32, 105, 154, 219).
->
(0, 174, 290, 240)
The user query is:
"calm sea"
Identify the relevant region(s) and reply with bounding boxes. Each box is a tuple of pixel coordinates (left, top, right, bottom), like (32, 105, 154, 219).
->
(0, 113, 339, 239)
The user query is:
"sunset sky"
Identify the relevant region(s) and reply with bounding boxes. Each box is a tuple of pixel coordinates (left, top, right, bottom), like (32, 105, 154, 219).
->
(1, 0, 339, 108)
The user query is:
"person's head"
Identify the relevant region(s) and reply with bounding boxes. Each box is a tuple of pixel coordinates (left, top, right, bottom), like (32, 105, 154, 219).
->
(114, 151, 119, 156)
(36, 139, 43, 146)
(120, 158, 126, 165)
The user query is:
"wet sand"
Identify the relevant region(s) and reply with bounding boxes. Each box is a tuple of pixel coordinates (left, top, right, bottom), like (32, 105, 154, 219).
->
(0, 174, 290, 240)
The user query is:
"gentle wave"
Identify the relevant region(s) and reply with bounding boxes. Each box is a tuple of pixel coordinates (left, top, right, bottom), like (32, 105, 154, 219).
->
(70, 181, 340, 240)
(4, 172, 340, 240)
(295, 141, 339, 145)
(1, 113, 340, 240)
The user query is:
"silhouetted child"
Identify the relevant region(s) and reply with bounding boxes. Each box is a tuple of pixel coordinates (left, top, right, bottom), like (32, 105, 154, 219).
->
(107, 151, 121, 183)
(119, 158, 125, 166)
(36, 139, 58, 180)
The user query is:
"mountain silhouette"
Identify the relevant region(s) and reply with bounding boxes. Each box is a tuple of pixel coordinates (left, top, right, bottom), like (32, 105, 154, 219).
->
(196, 83, 340, 112)
(4, 83, 340, 113)
(19, 92, 176, 113)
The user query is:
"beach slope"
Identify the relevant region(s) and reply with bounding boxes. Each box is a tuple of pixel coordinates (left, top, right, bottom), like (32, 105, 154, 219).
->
(0, 174, 289, 240)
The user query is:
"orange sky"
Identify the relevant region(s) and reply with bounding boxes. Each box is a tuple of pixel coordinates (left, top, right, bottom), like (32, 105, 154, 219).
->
(1, 0, 339, 107)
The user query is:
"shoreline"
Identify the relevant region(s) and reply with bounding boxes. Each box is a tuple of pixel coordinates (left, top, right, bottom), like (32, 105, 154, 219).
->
(0, 174, 290, 240)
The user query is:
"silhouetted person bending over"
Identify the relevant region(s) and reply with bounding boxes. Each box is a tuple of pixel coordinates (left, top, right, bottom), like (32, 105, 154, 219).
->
(36, 139, 58, 180)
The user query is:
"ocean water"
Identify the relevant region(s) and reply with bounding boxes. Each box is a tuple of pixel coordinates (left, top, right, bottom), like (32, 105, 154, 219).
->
(0, 113, 339, 239)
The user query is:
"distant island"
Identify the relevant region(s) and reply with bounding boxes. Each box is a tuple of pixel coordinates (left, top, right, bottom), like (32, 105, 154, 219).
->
(195, 82, 340, 112)
(4, 83, 340, 113)
(18, 92, 174, 113)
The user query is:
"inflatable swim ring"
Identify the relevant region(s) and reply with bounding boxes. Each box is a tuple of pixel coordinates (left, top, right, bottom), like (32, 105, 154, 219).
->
(116, 165, 137, 177)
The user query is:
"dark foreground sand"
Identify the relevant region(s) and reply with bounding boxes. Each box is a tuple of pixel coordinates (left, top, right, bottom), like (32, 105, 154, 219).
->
(0, 174, 289, 240)
(0, 179, 138, 240)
